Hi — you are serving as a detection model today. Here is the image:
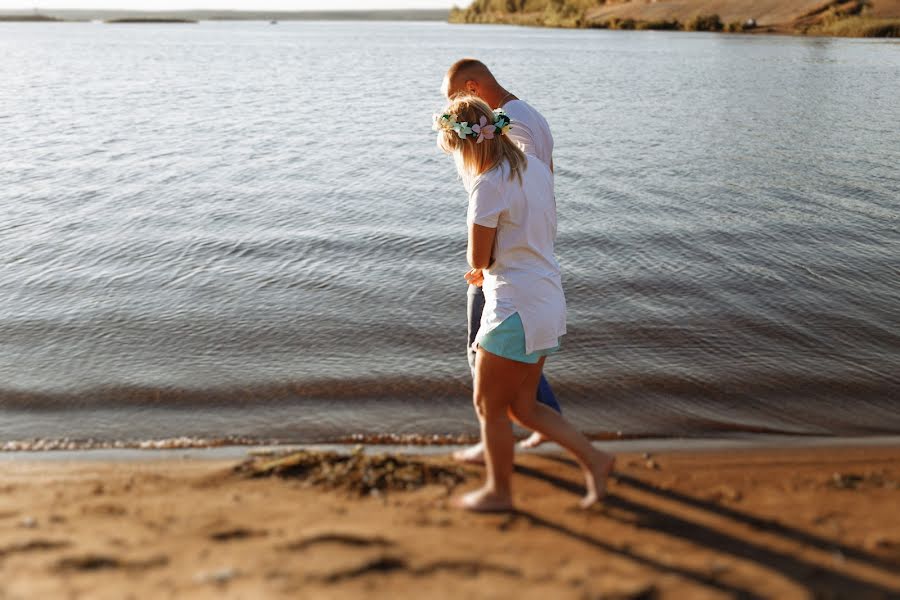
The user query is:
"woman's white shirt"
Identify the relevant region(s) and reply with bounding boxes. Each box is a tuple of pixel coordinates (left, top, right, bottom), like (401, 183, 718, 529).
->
(467, 159, 566, 354)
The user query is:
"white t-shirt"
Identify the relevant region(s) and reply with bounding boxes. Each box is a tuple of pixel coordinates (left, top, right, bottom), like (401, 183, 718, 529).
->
(502, 99, 554, 168)
(467, 159, 566, 354)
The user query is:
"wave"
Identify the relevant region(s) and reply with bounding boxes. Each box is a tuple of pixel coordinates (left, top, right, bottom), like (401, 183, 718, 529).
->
(2, 370, 898, 410)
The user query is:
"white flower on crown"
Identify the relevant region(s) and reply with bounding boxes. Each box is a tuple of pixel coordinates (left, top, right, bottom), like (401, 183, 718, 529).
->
(432, 109, 510, 140)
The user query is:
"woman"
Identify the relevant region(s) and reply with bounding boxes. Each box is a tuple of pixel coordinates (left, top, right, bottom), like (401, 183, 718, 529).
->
(434, 95, 615, 512)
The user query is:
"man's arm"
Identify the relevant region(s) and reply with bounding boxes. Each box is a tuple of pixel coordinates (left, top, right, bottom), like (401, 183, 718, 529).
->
(467, 223, 496, 270)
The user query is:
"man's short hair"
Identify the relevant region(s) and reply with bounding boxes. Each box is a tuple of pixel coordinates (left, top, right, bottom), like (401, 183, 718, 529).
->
(447, 58, 496, 85)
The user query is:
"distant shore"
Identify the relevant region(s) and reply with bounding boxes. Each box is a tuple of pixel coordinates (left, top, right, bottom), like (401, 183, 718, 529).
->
(104, 18, 197, 24)
(0, 14, 62, 22)
(0, 9, 449, 23)
(4, 4, 898, 37)
(451, 0, 900, 38)
(1, 444, 898, 597)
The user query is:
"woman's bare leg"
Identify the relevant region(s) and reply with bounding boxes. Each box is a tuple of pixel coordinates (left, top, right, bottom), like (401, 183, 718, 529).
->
(509, 375, 615, 508)
(456, 348, 541, 512)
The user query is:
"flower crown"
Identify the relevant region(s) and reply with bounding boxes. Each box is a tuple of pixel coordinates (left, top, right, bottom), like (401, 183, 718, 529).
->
(432, 108, 512, 144)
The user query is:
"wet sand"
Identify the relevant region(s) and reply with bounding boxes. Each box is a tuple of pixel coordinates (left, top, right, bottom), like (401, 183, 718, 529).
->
(1, 444, 899, 599)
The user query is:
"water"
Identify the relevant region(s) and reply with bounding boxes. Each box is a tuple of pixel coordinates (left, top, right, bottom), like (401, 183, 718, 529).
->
(2, 21, 899, 446)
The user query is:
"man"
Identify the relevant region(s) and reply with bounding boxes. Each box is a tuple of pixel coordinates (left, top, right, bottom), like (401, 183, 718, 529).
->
(442, 58, 564, 464)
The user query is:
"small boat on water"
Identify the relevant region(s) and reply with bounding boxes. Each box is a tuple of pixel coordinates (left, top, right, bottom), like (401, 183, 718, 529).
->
(270, 20, 278, 25)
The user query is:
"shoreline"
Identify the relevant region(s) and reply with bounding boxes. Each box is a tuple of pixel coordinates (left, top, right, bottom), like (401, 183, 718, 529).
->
(2, 434, 900, 461)
(447, 17, 900, 39)
(2, 443, 898, 597)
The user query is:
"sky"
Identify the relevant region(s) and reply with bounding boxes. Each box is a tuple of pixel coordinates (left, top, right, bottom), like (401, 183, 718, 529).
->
(0, 0, 461, 9)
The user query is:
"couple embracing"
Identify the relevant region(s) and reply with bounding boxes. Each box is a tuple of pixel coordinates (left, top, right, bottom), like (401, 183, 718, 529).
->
(435, 59, 615, 512)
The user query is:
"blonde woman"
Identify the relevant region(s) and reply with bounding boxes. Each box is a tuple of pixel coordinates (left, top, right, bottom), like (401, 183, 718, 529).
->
(442, 58, 564, 465)
(435, 96, 616, 512)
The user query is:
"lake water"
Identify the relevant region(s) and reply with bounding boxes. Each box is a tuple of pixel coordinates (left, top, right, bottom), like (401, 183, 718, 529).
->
(1, 21, 899, 447)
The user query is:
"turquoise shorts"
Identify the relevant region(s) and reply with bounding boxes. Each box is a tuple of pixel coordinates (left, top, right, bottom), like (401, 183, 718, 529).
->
(479, 313, 560, 364)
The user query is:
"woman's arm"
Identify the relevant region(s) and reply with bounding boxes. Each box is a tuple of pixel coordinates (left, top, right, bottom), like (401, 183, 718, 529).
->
(468, 223, 496, 270)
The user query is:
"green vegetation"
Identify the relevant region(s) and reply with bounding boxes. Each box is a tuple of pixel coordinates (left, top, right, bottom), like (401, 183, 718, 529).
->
(810, 16, 900, 36)
(450, 0, 603, 28)
(452, 3, 733, 32)
(723, 21, 754, 33)
(798, 0, 899, 36)
(636, 19, 681, 31)
(684, 13, 723, 32)
(590, 17, 680, 31)
(590, 13, 730, 32)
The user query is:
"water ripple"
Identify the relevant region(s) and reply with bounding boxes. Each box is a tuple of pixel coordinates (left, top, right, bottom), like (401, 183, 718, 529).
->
(1, 21, 899, 441)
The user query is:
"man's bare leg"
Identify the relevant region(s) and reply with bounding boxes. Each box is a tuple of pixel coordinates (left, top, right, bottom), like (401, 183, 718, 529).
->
(519, 431, 550, 449)
(452, 441, 486, 465)
(452, 431, 549, 464)
(458, 284, 488, 466)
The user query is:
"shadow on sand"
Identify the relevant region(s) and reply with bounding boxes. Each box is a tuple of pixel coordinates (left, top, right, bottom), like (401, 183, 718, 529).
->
(511, 457, 899, 599)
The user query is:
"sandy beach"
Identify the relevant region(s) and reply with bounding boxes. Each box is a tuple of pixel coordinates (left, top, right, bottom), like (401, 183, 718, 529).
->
(1, 443, 898, 599)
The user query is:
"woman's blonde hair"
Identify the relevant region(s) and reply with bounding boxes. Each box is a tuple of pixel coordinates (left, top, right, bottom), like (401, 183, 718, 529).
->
(437, 95, 525, 186)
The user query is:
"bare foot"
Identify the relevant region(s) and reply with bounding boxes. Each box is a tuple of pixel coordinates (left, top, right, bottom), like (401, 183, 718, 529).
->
(580, 453, 616, 509)
(451, 442, 485, 465)
(454, 487, 514, 513)
(518, 431, 550, 449)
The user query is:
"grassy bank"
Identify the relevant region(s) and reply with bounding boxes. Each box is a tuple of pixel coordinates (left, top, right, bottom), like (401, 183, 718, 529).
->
(450, 0, 900, 37)
(450, 0, 597, 27)
(808, 15, 900, 35)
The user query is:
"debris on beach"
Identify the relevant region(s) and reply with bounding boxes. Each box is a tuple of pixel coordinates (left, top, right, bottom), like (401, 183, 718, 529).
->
(336, 430, 629, 446)
(19, 516, 37, 529)
(828, 471, 899, 490)
(1, 435, 263, 452)
(831, 472, 865, 489)
(705, 484, 742, 503)
(336, 433, 479, 446)
(234, 447, 469, 496)
(193, 567, 240, 585)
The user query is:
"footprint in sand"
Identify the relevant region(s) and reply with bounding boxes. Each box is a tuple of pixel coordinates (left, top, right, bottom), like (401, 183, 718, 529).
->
(208, 527, 268, 542)
(279, 532, 399, 582)
(280, 532, 521, 584)
(0, 539, 71, 558)
(280, 532, 393, 551)
(81, 503, 128, 516)
(55, 554, 168, 572)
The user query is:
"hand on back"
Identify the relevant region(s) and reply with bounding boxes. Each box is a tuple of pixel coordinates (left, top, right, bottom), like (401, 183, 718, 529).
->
(465, 268, 484, 287)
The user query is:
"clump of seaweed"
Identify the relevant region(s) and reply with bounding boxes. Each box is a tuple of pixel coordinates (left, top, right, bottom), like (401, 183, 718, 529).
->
(234, 447, 469, 496)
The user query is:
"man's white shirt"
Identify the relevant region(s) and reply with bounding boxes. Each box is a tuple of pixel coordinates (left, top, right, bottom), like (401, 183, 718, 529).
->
(502, 99, 554, 168)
